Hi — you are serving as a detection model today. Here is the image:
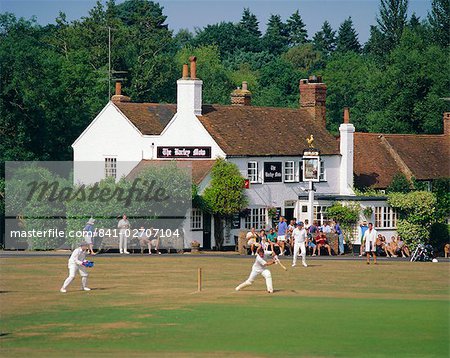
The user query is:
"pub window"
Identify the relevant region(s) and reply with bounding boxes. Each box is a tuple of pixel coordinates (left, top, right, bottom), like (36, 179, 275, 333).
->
(313, 205, 329, 226)
(190, 208, 203, 230)
(374, 207, 397, 229)
(104, 157, 117, 178)
(284, 161, 295, 182)
(244, 208, 267, 230)
(247, 161, 259, 183)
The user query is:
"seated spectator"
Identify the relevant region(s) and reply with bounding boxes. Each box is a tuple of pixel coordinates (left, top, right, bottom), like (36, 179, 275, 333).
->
(315, 230, 332, 256)
(246, 227, 260, 255)
(396, 236, 410, 257)
(138, 226, 160, 255)
(386, 236, 398, 257)
(375, 234, 387, 256)
(444, 243, 450, 258)
(259, 229, 269, 252)
(267, 228, 279, 254)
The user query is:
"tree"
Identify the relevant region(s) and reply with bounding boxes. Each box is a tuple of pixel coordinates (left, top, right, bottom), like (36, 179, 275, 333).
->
(202, 159, 247, 249)
(286, 10, 308, 46)
(336, 17, 361, 53)
(386, 173, 411, 193)
(262, 14, 288, 55)
(428, 0, 450, 47)
(236, 8, 262, 52)
(282, 44, 323, 73)
(313, 21, 336, 57)
(388, 191, 437, 249)
(175, 45, 234, 105)
(376, 0, 409, 50)
(173, 28, 194, 49)
(194, 22, 241, 56)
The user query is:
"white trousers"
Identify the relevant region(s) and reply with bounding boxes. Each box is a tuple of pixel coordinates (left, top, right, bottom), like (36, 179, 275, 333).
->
(236, 269, 273, 293)
(119, 230, 128, 252)
(292, 241, 306, 266)
(62, 264, 88, 289)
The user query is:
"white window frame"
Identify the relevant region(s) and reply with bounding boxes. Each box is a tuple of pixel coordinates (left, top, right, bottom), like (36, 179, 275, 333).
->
(244, 208, 267, 230)
(313, 205, 329, 226)
(374, 206, 397, 229)
(104, 157, 117, 178)
(284, 161, 295, 183)
(247, 161, 259, 183)
(190, 208, 203, 230)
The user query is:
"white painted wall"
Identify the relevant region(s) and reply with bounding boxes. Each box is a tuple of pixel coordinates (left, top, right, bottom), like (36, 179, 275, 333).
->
(72, 102, 144, 184)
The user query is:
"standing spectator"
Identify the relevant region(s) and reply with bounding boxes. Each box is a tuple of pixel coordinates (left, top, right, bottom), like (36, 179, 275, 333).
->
(333, 220, 345, 255)
(322, 221, 332, 233)
(83, 217, 96, 255)
(246, 227, 260, 255)
(118, 214, 130, 254)
(292, 222, 308, 267)
(355, 221, 368, 256)
(363, 223, 377, 264)
(276, 216, 288, 256)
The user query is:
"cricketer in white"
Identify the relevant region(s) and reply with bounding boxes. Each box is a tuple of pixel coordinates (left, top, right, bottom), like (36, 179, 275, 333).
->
(235, 247, 275, 293)
(292, 222, 308, 268)
(60, 242, 91, 293)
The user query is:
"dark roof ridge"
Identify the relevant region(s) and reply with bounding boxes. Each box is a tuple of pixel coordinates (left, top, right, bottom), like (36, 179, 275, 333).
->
(355, 131, 447, 138)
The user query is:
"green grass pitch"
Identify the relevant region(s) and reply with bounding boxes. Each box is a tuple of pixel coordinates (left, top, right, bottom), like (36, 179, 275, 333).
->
(1, 255, 448, 357)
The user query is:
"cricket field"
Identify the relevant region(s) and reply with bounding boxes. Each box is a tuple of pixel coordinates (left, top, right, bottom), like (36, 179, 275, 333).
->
(0, 253, 449, 357)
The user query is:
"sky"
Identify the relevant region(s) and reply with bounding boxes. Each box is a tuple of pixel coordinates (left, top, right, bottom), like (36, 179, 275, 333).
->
(0, 0, 432, 43)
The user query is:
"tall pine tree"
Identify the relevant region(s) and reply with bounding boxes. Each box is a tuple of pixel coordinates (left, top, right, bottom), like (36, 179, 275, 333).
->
(376, 0, 409, 50)
(336, 17, 361, 53)
(238, 8, 261, 52)
(313, 21, 336, 56)
(262, 14, 288, 54)
(428, 0, 450, 47)
(286, 10, 308, 46)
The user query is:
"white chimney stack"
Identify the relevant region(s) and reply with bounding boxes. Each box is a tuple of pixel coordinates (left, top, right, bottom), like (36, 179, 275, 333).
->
(177, 56, 203, 116)
(339, 107, 355, 195)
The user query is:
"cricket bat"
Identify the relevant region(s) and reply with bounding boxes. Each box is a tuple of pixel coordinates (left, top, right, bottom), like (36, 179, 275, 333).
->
(274, 256, 287, 271)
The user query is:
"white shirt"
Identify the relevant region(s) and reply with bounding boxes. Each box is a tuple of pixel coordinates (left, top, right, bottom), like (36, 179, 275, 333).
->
(252, 254, 267, 273)
(292, 228, 307, 243)
(246, 231, 257, 240)
(363, 228, 378, 252)
(322, 225, 332, 233)
(118, 219, 130, 231)
(68, 247, 86, 266)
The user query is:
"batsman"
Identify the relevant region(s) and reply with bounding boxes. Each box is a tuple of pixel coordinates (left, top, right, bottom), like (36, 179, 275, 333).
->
(235, 247, 275, 294)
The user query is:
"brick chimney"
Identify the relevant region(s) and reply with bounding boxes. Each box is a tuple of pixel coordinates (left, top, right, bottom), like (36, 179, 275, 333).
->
(444, 112, 450, 136)
(299, 75, 327, 124)
(111, 81, 131, 103)
(231, 81, 252, 106)
(177, 56, 203, 116)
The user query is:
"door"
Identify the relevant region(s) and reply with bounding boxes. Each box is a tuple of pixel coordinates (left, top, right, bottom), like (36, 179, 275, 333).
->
(202, 212, 211, 249)
(284, 208, 295, 223)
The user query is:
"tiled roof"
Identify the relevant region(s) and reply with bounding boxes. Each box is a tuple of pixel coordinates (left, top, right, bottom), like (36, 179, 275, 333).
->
(354, 133, 449, 189)
(198, 105, 339, 156)
(114, 102, 176, 135)
(126, 160, 215, 185)
(114, 102, 339, 155)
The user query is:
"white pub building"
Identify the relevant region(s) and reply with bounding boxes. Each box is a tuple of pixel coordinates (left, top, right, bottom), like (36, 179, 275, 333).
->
(73, 58, 449, 249)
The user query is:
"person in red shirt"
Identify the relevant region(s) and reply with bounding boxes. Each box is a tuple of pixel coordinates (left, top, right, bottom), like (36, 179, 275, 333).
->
(316, 230, 332, 256)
